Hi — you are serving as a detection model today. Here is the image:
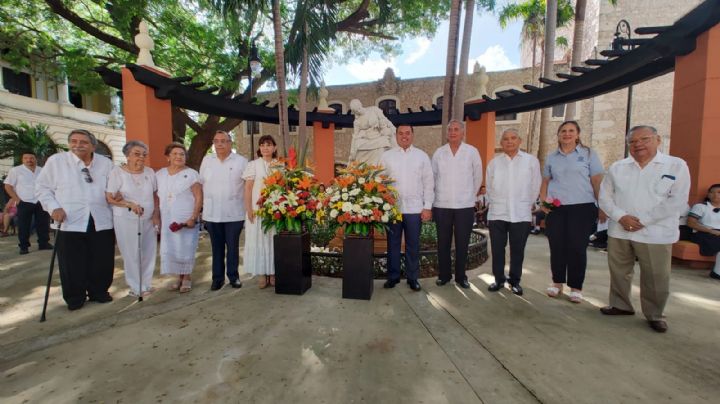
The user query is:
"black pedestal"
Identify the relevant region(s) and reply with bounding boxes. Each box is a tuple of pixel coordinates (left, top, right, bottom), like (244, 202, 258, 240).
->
(274, 232, 312, 295)
(342, 236, 374, 300)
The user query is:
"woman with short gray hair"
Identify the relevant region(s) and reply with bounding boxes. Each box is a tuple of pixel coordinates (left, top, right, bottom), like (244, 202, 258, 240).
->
(106, 140, 159, 297)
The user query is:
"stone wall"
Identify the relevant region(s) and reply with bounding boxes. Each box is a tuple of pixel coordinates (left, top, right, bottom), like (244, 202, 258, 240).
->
(590, 0, 703, 166)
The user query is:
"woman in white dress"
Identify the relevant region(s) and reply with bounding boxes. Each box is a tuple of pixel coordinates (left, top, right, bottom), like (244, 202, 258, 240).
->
(243, 135, 278, 288)
(106, 141, 159, 297)
(156, 143, 202, 293)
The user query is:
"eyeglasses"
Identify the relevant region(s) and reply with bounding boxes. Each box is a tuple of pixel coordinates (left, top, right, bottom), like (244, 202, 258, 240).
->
(81, 167, 93, 183)
(213, 139, 231, 144)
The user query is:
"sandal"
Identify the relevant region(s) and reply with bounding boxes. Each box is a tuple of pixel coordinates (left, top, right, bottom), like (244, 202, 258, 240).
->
(179, 279, 192, 293)
(568, 290, 583, 304)
(167, 279, 182, 291)
(269, 275, 276, 287)
(546, 285, 563, 298)
(258, 276, 269, 289)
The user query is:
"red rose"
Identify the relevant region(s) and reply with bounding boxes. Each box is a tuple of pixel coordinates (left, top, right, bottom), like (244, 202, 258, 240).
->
(169, 222, 185, 232)
(552, 198, 562, 207)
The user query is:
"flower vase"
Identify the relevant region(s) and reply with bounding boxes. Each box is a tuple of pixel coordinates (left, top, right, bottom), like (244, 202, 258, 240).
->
(274, 231, 312, 295)
(342, 234, 374, 300)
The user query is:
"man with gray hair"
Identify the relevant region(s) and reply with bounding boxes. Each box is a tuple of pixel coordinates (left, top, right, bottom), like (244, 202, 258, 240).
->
(432, 119, 483, 288)
(598, 125, 690, 333)
(486, 129, 541, 295)
(36, 129, 115, 311)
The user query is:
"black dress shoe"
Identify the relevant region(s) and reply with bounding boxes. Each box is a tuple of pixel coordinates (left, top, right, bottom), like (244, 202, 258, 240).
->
(210, 280, 224, 291)
(67, 301, 84, 311)
(530, 228, 541, 235)
(648, 320, 668, 333)
(407, 280, 421, 291)
(710, 271, 720, 280)
(229, 279, 242, 289)
(19, 248, 29, 255)
(383, 278, 400, 289)
(436, 278, 450, 286)
(510, 284, 523, 296)
(39, 243, 54, 250)
(456, 279, 471, 289)
(487, 282, 504, 292)
(88, 293, 113, 303)
(600, 306, 635, 315)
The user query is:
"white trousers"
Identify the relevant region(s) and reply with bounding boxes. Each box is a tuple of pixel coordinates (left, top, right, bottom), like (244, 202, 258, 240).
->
(714, 252, 720, 274)
(115, 216, 157, 294)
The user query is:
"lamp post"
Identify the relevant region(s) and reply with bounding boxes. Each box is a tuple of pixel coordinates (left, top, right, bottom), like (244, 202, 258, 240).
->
(612, 20, 634, 157)
(247, 40, 262, 159)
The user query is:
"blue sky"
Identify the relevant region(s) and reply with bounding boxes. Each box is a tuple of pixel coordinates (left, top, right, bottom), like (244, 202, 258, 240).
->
(323, 13, 524, 85)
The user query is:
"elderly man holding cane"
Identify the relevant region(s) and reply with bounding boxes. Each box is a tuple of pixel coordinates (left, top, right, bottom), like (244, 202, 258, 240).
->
(36, 129, 115, 311)
(598, 125, 690, 333)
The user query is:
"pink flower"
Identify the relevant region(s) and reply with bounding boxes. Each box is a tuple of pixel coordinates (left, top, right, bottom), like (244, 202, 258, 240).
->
(552, 198, 562, 208)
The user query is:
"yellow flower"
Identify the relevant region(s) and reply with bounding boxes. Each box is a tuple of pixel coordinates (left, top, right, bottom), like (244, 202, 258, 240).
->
(296, 205, 306, 213)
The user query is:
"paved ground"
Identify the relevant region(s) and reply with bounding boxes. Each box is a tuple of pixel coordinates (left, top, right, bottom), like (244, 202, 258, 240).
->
(0, 230, 718, 404)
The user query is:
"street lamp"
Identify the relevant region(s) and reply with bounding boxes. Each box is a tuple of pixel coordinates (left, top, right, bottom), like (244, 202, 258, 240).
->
(612, 20, 634, 157)
(248, 40, 262, 158)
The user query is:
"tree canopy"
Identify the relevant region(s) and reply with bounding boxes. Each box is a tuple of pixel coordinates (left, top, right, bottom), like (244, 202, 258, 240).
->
(1, 0, 452, 167)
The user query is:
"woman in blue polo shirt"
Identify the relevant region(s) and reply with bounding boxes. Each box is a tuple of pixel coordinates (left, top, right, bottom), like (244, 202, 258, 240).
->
(687, 183, 720, 280)
(540, 121, 605, 303)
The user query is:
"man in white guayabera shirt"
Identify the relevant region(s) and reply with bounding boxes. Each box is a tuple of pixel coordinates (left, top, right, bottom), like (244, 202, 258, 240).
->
(485, 129, 541, 296)
(380, 125, 434, 291)
(36, 129, 115, 311)
(432, 119, 483, 289)
(4, 151, 51, 254)
(199, 130, 248, 291)
(599, 125, 690, 333)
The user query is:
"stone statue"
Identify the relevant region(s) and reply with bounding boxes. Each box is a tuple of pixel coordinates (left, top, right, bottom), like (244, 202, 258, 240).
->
(469, 62, 489, 101)
(349, 99, 397, 166)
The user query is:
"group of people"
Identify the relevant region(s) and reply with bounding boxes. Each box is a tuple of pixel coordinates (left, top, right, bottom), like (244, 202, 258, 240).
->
(6, 121, 717, 333)
(381, 119, 708, 334)
(12, 128, 280, 311)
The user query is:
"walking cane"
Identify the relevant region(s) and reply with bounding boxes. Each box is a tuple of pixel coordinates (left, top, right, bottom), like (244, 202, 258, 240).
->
(40, 222, 61, 322)
(137, 211, 143, 302)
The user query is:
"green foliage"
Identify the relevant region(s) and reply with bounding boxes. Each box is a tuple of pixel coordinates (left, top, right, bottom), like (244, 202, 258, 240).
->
(0, 121, 67, 165)
(308, 219, 339, 247)
(498, 0, 574, 41)
(419, 221, 438, 250)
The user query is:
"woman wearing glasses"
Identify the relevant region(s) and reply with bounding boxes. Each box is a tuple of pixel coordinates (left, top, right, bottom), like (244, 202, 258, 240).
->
(156, 143, 202, 293)
(106, 141, 160, 297)
(540, 121, 605, 303)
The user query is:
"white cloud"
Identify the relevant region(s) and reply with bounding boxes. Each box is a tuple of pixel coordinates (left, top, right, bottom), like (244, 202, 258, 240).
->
(345, 58, 398, 82)
(471, 45, 518, 72)
(404, 38, 432, 64)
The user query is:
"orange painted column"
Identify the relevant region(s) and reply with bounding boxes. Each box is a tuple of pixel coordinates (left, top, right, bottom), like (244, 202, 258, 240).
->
(121, 66, 173, 170)
(669, 24, 720, 204)
(464, 99, 496, 179)
(312, 110, 336, 184)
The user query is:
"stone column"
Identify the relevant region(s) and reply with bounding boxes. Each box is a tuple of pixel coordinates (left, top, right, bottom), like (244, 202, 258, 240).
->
(57, 77, 73, 106)
(34, 77, 46, 100)
(465, 99, 496, 181)
(669, 24, 720, 204)
(0, 66, 7, 92)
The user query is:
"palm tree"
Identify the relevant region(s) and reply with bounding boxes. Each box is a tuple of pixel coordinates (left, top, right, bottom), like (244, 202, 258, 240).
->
(452, 1, 497, 121)
(441, 0, 462, 136)
(498, 0, 573, 155)
(272, 0, 290, 155)
(0, 122, 66, 165)
(564, 0, 617, 120)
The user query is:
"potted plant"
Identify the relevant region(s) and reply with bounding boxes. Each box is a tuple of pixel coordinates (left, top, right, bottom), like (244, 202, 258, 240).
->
(324, 162, 401, 300)
(255, 147, 321, 295)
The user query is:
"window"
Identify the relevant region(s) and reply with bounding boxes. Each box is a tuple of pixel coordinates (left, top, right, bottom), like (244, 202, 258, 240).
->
(2, 67, 32, 97)
(289, 125, 297, 133)
(551, 104, 566, 118)
(435, 96, 443, 110)
(246, 120, 260, 135)
(69, 86, 83, 108)
(496, 112, 518, 121)
(378, 99, 397, 115)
